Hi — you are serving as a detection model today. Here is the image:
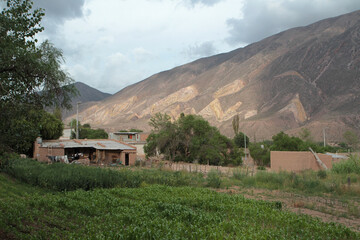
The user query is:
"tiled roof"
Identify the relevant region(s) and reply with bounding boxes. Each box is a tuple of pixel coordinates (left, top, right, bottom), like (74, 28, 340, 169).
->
(40, 139, 135, 150)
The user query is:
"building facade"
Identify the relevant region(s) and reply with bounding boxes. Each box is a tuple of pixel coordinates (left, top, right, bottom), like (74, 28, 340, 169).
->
(33, 138, 136, 165)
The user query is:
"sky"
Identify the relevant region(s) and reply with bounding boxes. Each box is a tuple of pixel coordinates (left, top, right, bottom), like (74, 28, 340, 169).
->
(24, 0, 360, 94)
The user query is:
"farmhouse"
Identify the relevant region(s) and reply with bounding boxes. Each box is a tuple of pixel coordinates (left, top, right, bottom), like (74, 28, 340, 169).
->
(33, 138, 136, 165)
(109, 132, 149, 159)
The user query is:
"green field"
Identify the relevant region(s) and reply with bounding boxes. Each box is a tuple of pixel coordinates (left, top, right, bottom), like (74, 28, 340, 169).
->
(0, 174, 359, 239)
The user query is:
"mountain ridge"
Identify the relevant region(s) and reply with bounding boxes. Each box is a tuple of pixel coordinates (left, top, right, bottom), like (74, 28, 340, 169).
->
(69, 10, 360, 142)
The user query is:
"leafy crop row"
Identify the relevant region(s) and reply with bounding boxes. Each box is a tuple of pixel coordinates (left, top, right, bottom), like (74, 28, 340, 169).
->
(0, 177, 358, 239)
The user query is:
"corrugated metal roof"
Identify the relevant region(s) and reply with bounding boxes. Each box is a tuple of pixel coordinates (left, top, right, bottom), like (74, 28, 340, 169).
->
(113, 132, 139, 135)
(325, 153, 348, 159)
(41, 139, 135, 150)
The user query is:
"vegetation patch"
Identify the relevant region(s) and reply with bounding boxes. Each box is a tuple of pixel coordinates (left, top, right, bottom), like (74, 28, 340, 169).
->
(0, 174, 358, 239)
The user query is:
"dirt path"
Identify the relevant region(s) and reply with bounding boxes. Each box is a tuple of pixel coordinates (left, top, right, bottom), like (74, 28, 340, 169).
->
(217, 187, 360, 232)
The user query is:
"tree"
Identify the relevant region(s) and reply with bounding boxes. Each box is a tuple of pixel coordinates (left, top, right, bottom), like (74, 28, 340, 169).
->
(249, 142, 270, 166)
(232, 115, 239, 135)
(299, 128, 313, 142)
(234, 132, 249, 148)
(0, 0, 76, 154)
(343, 130, 359, 150)
(144, 114, 242, 166)
(2, 108, 63, 155)
(70, 121, 108, 139)
(271, 132, 303, 151)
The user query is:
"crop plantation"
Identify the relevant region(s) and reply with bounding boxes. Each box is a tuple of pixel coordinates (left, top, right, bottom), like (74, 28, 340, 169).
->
(0, 157, 359, 239)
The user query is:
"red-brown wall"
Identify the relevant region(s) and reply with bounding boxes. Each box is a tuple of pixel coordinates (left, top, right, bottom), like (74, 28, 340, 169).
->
(270, 151, 332, 172)
(33, 142, 65, 163)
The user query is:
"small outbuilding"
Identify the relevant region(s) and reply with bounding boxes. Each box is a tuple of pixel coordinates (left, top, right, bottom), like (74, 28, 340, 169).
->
(33, 138, 136, 166)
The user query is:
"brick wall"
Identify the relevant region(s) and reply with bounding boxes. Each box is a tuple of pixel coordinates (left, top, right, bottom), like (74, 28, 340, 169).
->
(270, 151, 332, 172)
(33, 143, 65, 163)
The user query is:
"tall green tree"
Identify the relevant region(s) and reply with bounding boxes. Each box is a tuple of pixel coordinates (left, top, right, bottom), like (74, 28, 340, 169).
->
(0, 0, 76, 154)
(234, 132, 249, 148)
(70, 121, 108, 139)
(232, 114, 239, 135)
(249, 142, 270, 166)
(145, 114, 242, 166)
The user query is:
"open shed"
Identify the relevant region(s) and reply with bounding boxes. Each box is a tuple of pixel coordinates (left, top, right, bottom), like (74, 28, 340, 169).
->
(33, 138, 136, 165)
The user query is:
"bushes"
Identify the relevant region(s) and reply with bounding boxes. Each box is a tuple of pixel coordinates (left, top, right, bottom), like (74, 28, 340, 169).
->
(332, 155, 360, 175)
(0, 157, 205, 191)
(206, 170, 222, 188)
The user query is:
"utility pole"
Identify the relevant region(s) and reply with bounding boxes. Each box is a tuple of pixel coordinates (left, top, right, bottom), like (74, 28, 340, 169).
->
(244, 132, 247, 163)
(76, 102, 81, 139)
(323, 127, 326, 147)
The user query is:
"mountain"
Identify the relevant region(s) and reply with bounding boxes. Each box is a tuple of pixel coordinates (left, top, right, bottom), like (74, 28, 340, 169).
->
(62, 82, 111, 119)
(70, 10, 360, 142)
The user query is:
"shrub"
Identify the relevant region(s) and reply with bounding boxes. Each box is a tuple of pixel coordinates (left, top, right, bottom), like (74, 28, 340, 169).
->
(206, 170, 222, 188)
(317, 170, 327, 179)
(332, 155, 360, 175)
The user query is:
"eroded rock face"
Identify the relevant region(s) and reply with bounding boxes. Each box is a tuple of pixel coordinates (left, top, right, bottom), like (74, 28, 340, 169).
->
(70, 10, 360, 141)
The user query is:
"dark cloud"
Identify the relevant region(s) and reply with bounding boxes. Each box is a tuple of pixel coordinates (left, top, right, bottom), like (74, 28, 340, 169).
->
(226, 0, 360, 46)
(184, 41, 217, 59)
(32, 0, 85, 30)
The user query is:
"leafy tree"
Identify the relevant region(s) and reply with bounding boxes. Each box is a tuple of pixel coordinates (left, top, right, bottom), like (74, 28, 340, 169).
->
(232, 115, 239, 135)
(299, 128, 313, 142)
(249, 142, 270, 166)
(271, 132, 303, 151)
(145, 114, 242, 166)
(70, 121, 108, 139)
(2, 108, 63, 155)
(234, 132, 249, 148)
(149, 113, 172, 132)
(129, 129, 143, 133)
(0, 0, 75, 153)
(343, 130, 359, 150)
(271, 131, 324, 153)
(53, 106, 62, 121)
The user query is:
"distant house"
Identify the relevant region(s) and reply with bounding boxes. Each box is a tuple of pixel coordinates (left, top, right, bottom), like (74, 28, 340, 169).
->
(109, 132, 149, 159)
(33, 138, 136, 166)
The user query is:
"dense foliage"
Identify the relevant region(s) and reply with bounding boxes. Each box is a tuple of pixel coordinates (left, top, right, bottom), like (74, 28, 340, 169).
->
(0, 157, 205, 191)
(1, 108, 63, 154)
(145, 113, 242, 166)
(332, 155, 360, 175)
(69, 120, 108, 139)
(234, 132, 249, 148)
(0, 173, 358, 239)
(0, 0, 75, 154)
(249, 142, 271, 166)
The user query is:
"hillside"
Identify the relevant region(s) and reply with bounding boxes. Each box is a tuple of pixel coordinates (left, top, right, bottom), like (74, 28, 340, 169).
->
(62, 82, 111, 119)
(69, 10, 360, 141)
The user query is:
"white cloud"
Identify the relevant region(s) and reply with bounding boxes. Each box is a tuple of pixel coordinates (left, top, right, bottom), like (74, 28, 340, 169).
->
(30, 0, 360, 94)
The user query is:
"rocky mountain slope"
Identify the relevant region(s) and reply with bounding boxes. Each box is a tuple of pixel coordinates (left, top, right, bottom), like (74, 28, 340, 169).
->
(69, 10, 360, 142)
(62, 82, 111, 119)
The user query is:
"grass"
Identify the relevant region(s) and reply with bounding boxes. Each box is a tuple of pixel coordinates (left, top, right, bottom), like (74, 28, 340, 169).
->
(0, 173, 358, 239)
(228, 167, 360, 197)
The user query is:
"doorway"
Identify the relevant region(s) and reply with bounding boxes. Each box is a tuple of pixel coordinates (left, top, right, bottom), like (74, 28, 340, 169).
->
(125, 153, 129, 166)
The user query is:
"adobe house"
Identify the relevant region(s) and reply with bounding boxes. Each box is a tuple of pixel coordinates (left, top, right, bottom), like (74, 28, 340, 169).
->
(109, 132, 149, 159)
(270, 151, 332, 172)
(33, 138, 136, 166)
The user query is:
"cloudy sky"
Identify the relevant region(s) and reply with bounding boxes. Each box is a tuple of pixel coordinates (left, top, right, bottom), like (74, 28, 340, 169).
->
(28, 0, 360, 94)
